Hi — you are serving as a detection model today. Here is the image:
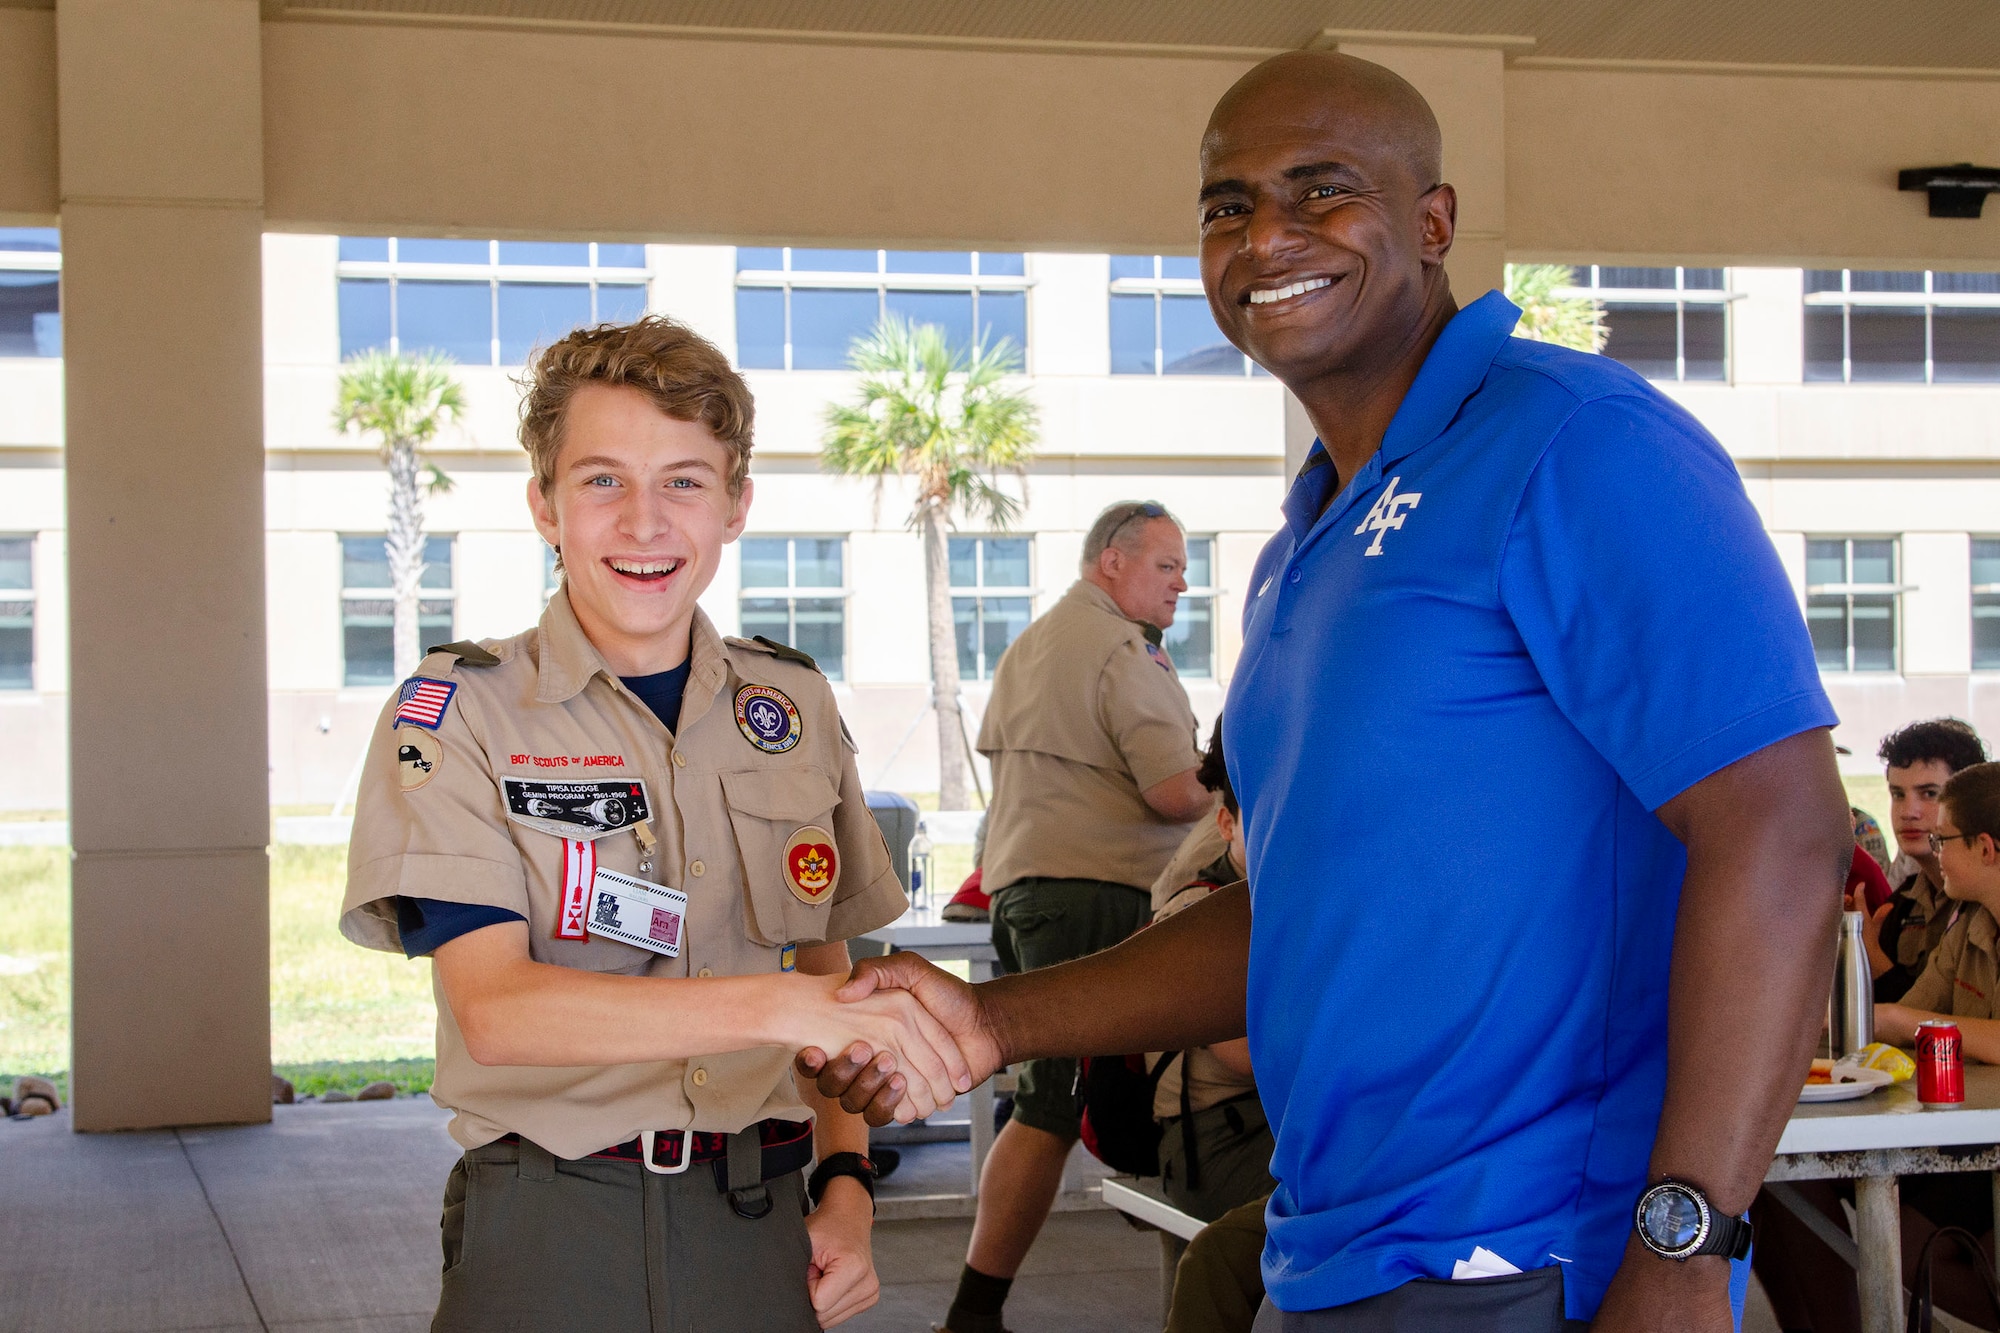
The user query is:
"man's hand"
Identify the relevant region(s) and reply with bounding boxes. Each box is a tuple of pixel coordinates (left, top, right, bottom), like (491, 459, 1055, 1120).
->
(803, 1178, 878, 1328)
(781, 970, 974, 1122)
(1591, 1240, 1732, 1332)
(795, 954, 1005, 1127)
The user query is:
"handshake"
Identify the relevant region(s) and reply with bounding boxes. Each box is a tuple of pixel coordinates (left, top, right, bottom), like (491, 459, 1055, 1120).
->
(787, 953, 1004, 1126)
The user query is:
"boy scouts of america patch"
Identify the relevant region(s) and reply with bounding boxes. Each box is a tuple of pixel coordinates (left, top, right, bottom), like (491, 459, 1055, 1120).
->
(393, 677, 457, 730)
(735, 683, 802, 754)
(783, 826, 838, 905)
(397, 729, 442, 791)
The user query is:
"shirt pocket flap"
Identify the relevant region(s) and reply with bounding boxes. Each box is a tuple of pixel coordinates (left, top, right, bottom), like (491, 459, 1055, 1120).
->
(719, 768, 840, 821)
(720, 767, 843, 946)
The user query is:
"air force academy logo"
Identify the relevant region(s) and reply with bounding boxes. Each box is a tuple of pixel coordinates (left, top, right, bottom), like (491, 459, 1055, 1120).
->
(1354, 476, 1422, 556)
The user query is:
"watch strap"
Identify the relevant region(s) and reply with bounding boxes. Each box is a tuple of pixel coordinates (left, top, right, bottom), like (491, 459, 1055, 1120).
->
(807, 1151, 878, 1209)
(1695, 1208, 1754, 1260)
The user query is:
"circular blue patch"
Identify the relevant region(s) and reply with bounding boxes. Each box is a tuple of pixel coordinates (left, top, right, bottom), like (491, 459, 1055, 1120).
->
(734, 683, 802, 753)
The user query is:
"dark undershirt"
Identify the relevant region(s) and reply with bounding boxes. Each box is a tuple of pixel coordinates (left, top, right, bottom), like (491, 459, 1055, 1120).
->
(395, 660, 693, 959)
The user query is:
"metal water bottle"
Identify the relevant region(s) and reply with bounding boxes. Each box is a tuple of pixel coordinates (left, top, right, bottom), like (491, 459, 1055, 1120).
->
(1830, 910, 1874, 1058)
(908, 827, 933, 905)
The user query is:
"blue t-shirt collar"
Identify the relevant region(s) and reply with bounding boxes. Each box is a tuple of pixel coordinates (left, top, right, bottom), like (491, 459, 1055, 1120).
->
(1280, 290, 1523, 540)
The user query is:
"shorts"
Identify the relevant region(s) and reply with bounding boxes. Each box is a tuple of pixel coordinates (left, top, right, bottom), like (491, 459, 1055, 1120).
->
(990, 875, 1152, 1140)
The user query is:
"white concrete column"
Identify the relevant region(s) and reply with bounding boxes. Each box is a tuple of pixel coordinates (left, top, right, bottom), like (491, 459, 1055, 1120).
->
(1903, 531, 1973, 676)
(59, 0, 271, 1130)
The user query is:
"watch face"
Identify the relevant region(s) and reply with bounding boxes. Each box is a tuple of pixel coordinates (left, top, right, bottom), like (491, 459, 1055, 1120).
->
(1642, 1188, 1705, 1251)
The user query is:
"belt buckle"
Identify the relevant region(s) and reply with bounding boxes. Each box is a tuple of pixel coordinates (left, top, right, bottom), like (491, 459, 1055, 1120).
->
(638, 1129, 692, 1175)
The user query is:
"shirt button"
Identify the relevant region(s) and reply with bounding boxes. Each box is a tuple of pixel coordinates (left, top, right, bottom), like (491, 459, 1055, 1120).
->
(690, 859, 705, 876)
(1288, 569, 1303, 584)
(673, 751, 687, 768)
(691, 1067, 709, 1087)
(696, 967, 714, 978)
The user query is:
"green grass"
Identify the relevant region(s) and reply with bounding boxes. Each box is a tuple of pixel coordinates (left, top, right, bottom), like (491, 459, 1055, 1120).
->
(0, 847, 68, 1082)
(276, 1057, 434, 1098)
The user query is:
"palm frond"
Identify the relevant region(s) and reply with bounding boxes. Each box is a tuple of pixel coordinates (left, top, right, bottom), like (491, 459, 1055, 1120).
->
(1505, 264, 1607, 353)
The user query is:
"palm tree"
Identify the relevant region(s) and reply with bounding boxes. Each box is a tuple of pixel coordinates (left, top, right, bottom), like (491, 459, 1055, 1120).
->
(821, 317, 1039, 810)
(1505, 263, 1608, 353)
(333, 350, 466, 678)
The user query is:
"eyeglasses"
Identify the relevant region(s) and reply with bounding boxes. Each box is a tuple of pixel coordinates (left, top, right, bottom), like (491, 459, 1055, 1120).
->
(1929, 830, 1986, 855)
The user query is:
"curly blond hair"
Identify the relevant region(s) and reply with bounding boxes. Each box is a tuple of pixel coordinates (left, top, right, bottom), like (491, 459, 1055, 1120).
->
(520, 315, 754, 494)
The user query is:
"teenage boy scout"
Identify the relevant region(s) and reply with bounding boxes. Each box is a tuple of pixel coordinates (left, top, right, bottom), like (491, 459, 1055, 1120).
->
(340, 317, 969, 1332)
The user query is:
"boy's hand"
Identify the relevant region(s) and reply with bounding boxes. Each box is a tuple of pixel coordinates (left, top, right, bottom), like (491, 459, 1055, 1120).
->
(804, 1178, 878, 1327)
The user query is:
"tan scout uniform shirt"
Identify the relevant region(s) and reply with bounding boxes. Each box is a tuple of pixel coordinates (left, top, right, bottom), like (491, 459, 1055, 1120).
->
(340, 592, 906, 1159)
(1888, 855, 1959, 973)
(1148, 827, 1258, 1118)
(977, 580, 1203, 892)
(1900, 901, 2000, 1021)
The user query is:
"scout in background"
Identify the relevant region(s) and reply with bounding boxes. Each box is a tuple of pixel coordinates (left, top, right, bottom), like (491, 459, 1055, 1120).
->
(338, 317, 970, 1331)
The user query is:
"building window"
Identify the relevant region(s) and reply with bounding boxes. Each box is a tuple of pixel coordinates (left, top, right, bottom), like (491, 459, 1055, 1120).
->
(1162, 536, 1216, 678)
(1975, 539, 2000, 671)
(1806, 538, 1898, 673)
(336, 238, 650, 366)
(739, 536, 846, 680)
(544, 544, 561, 602)
(1561, 266, 1728, 381)
(341, 534, 455, 686)
(1109, 256, 1266, 376)
(1804, 270, 2000, 383)
(950, 536, 1032, 680)
(0, 535, 32, 690)
(734, 249, 1029, 371)
(0, 228, 60, 359)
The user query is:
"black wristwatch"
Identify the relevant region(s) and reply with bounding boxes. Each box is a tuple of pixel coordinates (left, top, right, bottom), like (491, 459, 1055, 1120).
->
(808, 1152, 879, 1209)
(1633, 1178, 1754, 1261)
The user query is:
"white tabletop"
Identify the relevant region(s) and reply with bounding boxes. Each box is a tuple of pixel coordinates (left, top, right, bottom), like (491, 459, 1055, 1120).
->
(857, 902, 998, 951)
(1777, 1063, 2000, 1155)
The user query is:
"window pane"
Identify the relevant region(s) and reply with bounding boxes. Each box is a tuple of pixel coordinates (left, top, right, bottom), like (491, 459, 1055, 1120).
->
(790, 288, 879, 369)
(397, 280, 492, 363)
(1109, 293, 1156, 375)
(953, 596, 978, 679)
(1804, 307, 1846, 382)
(1184, 537, 1212, 589)
(1682, 306, 1725, 380)
(0, 611, 29, 689)
(596, 283, 648, 324)
(1159, 256, 1200, 280)
(337, 278, 391, 360)
(1974, 539, 2000, 588)
(794, 538, 842, 588)
(1849, 270, 1924, 293)
(343, 601, 395, 686)
(1109, 255, 1155, 281)
(419, 601, 454, 646)
(1932, 307, 2000, 382)
(1161, 294, 1241, 375)
(740, 596, 790, 643)
(1804, 269, 1847, 294)
(1851, 540, 1894, 586)
(1976, 596, 2000, 671)
(498, 241, 589, 267)
(982, 597, 1032, 675)
(736, 247, 784, 271)
(1164, 597, 1212, 678)
(338, 236, 389, 262)
(982, 538, 1030, 587)
(885, 290, 974, 355)
(0, 228, 59, 253)
(0, 538, 28, 589)
(792, 598, 845, 679)
(976, 290, 1028, 360)
(342, 536, 391, 589)
(1806, 540, 1848, 587)
(735, 288, 786, 369)
(1851, 595, 1895, 671)
(596, 244, 648, 269)
(977, 253, 1026, 277)
(1683, 268, 1725, 290)
(948, 537, 977, 588)
(1934, 271, 2000, 295)
(740, 538, 790, 588)
(397, 238, 490, 265)
(1807, 597, 1849, 671)
(1847, 308, 1926, 381)
(1601, 302, 1679, 379)
(1600, 266, 1677, 289)
(886, 250, 971, 274)
(498, 281, 590, 364)
(421, 535, 454, 590)
(791, 249, 878, 273)
(0, 273, 60, 358)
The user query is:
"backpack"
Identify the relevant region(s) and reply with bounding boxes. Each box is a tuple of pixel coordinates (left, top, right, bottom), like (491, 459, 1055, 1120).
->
(1075, 1050, 1184, 1178)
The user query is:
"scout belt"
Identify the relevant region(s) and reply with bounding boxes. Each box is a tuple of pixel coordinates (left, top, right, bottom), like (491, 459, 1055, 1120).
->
(501, 1116, 813, 1182)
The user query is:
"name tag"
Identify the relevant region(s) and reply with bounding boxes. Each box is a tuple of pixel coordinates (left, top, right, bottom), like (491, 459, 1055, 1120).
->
(587, 869, 689, 958)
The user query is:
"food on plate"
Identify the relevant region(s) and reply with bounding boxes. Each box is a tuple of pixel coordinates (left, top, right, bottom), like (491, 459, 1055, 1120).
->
(1806, 1059, 1836, 1086)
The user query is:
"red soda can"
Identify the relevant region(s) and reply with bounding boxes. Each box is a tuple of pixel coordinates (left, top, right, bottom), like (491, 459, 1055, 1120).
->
(1916, 1020, 1965, 1107)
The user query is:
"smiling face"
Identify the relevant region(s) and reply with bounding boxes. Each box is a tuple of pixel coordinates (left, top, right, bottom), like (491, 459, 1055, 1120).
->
(1934, 804, 2000, 907)
(528, 383, 751, 675)
(1197, 53, 1456, 391)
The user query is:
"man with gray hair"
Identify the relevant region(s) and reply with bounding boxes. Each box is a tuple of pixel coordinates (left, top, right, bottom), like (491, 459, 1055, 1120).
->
(940, 500, 1214, 1333)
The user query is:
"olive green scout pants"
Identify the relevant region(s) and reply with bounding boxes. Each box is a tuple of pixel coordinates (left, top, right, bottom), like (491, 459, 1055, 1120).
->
(431, 1136, 818, 1333)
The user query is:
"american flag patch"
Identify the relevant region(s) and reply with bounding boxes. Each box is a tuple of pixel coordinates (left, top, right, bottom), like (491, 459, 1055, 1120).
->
(392, 677, 457, 730)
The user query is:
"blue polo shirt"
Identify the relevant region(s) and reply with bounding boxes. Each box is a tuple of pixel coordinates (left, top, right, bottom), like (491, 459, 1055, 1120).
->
(1225, 292, 1834, 1319)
